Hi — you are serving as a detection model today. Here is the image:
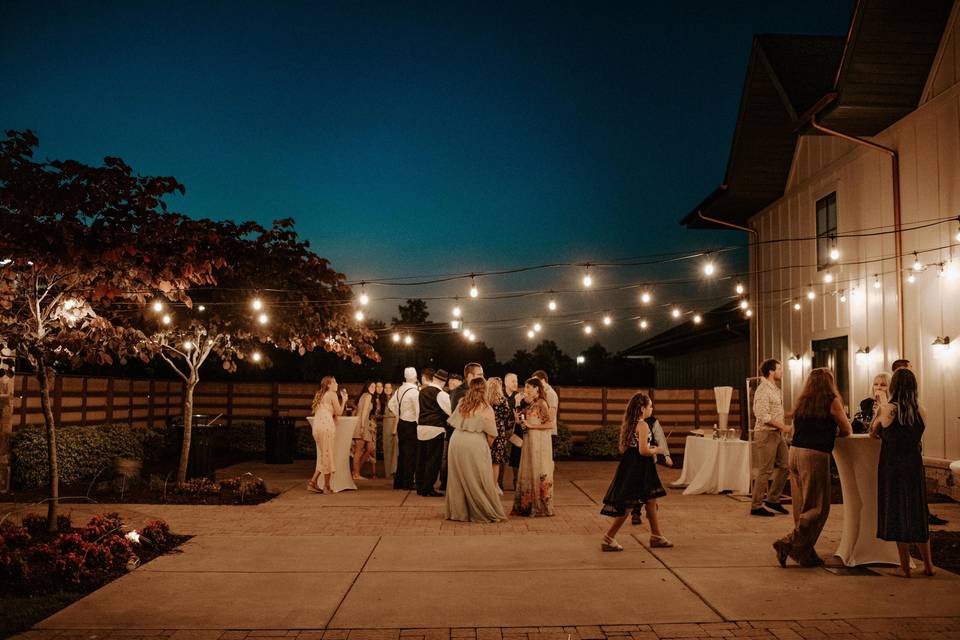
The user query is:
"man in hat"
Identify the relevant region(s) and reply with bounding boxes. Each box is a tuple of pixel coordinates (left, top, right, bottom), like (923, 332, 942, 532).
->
(416, 368, 450, 497)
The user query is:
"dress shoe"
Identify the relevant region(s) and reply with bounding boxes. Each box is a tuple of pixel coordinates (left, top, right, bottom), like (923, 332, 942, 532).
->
(425, 490, 444, 497)
(751, 507, 775, 517)
(772, 540, 791, 568)
(929, 512, 949, 525)
(764, 501, 789, 514)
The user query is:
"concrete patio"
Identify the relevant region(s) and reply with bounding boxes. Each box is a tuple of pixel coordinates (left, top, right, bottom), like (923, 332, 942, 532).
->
(5, 460, 960, 638)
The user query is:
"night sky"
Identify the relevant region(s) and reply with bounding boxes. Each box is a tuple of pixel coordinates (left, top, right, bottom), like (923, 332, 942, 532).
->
(1, 1, 854, 360)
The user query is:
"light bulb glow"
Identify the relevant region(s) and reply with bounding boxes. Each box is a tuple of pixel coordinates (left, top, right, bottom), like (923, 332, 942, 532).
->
(198, 305, 206, 312)
(794, 301, 801, 311)
(745, 308, 753, 317)
(354, 310, 365, 322)
(257, 313, 269, 325)
(739, 299, 749, 310)
(468, 334, 477, 342)
(823, 273, 833, 283)
(548, 299, 557, 311)
(533, 322, 542, 332)
(955, 225, 960, 243)
(703, 261, 715, 276)
(671, 308, 681, 319)
(907, 273, 915, 284)
(403, 335, 413, 345)
(806, 290, 816, 300)
(152, 300, 164, 313)
(251, 351, 262, 363)
(840, 292, 847, 303)
(251, 298, 263, 311)
(639, 319, 648, 329)
(582, 273, 593, 288)
(392, 332, 401, 343)
(576, 355, 586, 365)
(640, 291, 651, 304)
(873, 275, 881, 289)
(161, 314, 171, 325)
(913, 253, 923, 271)
(183, 341, 193, 351)
(735, 283, 744, 295)
(693, 314, 702, 324)
(602, 315, 612, 326)
(469, 286, 479, 298)
(830, 247, 840, 261)
(450, 319, 461, 329)
(527, 330, 535, 339)
(452, 306, 462, 318)
(359, 293, 369, 306)
(583, 324, 593, 334)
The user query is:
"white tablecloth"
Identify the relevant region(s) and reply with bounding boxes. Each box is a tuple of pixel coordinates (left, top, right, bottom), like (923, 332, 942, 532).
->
(308, 415, 358, 493)
(832, 434, 899, 566)
(672, 436, 751, 495)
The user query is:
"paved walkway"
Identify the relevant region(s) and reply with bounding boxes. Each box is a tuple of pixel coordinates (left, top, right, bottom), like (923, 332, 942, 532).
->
(4, 461, 959, 638)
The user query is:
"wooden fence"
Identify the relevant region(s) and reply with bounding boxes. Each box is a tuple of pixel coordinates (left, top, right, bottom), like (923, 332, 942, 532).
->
(8, 374, 741, 450)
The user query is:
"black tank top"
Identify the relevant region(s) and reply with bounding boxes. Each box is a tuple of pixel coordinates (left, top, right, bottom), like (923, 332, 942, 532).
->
(791, 414, 839, 453)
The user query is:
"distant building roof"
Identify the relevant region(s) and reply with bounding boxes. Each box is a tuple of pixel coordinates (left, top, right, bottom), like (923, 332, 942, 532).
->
(620, 301, 748, 358)
(682, 0, 954, 230)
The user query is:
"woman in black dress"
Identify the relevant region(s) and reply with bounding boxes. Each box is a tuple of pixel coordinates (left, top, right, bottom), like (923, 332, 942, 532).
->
(871, 368, 935, 577)
(600, 392, 671, 551)
(485, 377, 514, 495)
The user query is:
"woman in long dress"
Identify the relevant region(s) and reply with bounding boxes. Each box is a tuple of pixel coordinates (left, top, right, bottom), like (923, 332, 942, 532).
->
(308, 376, 348, 494)
(871, 368, 935, 577)
(444, 378, 507, 523)
(352, 381, 377, 480)
(511, 378, 555, 517)
(485, 377, 514, 495)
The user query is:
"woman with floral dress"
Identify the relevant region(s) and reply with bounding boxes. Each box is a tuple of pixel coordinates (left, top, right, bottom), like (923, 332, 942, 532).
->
(485, 377, 514, 495)
(511, 378, 555, 517)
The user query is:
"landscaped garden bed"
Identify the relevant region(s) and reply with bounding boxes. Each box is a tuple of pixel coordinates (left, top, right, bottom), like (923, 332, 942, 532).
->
(0, 512, 190, 637)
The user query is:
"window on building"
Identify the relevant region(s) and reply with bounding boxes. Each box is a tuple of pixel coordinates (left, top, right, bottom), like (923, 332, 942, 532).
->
(816, 192, 837, 270)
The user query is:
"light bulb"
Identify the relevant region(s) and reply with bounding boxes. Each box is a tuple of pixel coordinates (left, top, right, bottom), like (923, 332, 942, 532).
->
(807, 290, 816, 300)
(533, 322, 542, 332)
(452, 306, 462, 318)
(693, 314, 702, 324)
(735, 283, 744, 295)
(183, 341, 193, 351)
(583, 324, 593, 335)
(251, 351, 262, 363)
(907, 273, 916, 284)
(739, 299, 749, 310)
(830, 247, 840, 261)
(703, 261, 715, 276)
(823, 273, 833, 283)
(359, 292, 369, 306)
(794, 301, 801, 311)
(354, 310, 365, 322)
(639, 319, 648, 329)
(468, 334, 477, 342)
(745, 309, 753, 317)
(450, 319, 461, 330)
(548, 299, 557, 311)
(161, 314, 171, 325)
(198, 305, 206, 312)
(640, 291, 651, 304)
(469, 277, 479, 298)
(257, 313, 269, 325)
(873, 275, 881, 289)
(582, 272, 593, 288)
(403, 335, 413, 345)
(152, 300, 164, 313)
(602, 315, 612, 326)
(913, 252, 923, 271)
(527, 329, 535, 339)
(576, 355, 586, 365)
(392, 332, 401, 343)
(840, 292, 847, 303)
(251, 298, 263, 311)
(671, 308, 681, 319)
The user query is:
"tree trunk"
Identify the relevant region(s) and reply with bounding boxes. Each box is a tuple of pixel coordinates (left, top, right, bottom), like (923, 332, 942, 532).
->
(176, 380, 197, 483)
(36, 358, 60, 532)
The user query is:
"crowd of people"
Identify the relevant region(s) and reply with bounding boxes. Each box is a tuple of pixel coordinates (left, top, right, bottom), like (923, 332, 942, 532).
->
(753, 357, 938, 577)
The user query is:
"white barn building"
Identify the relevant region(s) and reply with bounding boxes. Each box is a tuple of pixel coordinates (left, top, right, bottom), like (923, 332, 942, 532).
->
(683, 0, 960, 492)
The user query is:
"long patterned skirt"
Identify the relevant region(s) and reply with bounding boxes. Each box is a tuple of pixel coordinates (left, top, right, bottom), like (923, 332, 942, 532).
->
(511, 429, 555, 517)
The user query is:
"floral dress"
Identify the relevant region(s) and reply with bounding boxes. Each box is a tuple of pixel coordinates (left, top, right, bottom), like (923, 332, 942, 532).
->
(490, 399, 514, 465)
(511, 399, 555, 517)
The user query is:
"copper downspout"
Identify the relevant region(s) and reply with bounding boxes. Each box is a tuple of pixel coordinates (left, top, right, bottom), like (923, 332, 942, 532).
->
(809, 113, 905, 357)
(696, 208, 762, 373)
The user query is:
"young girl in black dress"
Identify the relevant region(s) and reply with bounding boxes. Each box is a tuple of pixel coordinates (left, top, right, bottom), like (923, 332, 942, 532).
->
(871, 368, 935, 577)
(600, 392, 672, 551)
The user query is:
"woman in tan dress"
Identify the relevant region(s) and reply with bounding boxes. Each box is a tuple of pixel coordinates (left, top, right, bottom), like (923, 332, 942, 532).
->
(352, 381, 377, 480)
(444, 378, 507, 523)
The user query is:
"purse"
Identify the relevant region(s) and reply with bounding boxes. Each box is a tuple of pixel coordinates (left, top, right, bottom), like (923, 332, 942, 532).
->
(509, 433, 523, 448)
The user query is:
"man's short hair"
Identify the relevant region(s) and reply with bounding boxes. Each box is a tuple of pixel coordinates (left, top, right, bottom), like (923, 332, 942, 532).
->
(448, 373, 463, 382)
(422, 367, 435, 382)
(531, 369, 549, 383)
(759, 358, 780, 378)
(892, 359, 911, 371)
(464, 362, 483, 378)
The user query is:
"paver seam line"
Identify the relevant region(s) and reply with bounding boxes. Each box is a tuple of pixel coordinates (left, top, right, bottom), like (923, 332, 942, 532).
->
(631, 533, 728, 623)
(326, 535, 384, 630)
(569, 480, 599, 504)
(355, 567, 667, 573)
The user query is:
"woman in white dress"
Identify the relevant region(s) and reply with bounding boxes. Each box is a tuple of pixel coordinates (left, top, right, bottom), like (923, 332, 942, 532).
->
(511, 378, 555, 517)
(308, 376, 348, 494)
(444, 378, 507, 523)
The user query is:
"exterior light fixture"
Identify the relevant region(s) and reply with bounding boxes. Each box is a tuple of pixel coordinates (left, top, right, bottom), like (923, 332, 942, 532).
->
(855, 346, 870, 366)
(931, 336, 951, 356)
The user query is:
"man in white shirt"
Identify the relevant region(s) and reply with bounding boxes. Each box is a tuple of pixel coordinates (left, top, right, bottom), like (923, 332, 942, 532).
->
(532, 370, 560, 437)
(388, 367, 420, 490)
(751, 358, 789, 516)
(416, 368, 451, 497)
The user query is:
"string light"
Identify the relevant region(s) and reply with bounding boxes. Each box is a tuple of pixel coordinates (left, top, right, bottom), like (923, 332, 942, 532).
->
(830, 245, 840, 261)
(702, 260, 716, 277)
(907, 273, 916, 284)
(257, 313, 269, 325)
(582, 266, 593, 288)
(403, 334, 413, 346)
(602, 315, 612, 326)
(183, 341, 193, 351)
(913, 252, 923, 271)
(639, 319, 648, 329)
(671, 308, 681, 319)
(392, 332, 401, 343)
(354, 310, 365, 322)
(823, 272, 833, 283)
(851, 287, 864, 300)
(151, 300, 164, 313)
(452, 305, 462, 318)
(873, 274, 881, 289)
(693, 314, 702, 324)
(806, 287, 816, 300)
(161, 314, 172, 325)
(576, 355, 586, 364)
(467, 334, 477, 343)
(793, 301, 801, 311)
(745, 308, 753, 317)
(450, 319, 461, 330)
(548, 298, 557, 311)
(469, 277, 479, 298)
(735, 283, 744, 295)
(739, 299, 749, 310)
(640, 291, 651, 304)
(251, 351, 262, 363)
(955, 222, 960, 243)
(527, 329, 535, 339)
(583, 324, 593, 334)
(840, 291, 847, 303)
(251, 298, 263, 311)
(198, 305, 206, 312)
(533, 322, 542, 332)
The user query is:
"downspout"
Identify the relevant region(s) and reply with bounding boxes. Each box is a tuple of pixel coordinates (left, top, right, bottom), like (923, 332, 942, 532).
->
(696, 207, 761, 376)
(809, 113, 905, 357)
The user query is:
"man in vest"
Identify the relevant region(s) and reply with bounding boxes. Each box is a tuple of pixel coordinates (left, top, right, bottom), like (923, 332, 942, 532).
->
(416, 368, 451, 497)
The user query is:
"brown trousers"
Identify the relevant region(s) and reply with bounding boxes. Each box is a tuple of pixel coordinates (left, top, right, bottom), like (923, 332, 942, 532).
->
(751, 429, 789, 509)
(778, 446, 831, 564)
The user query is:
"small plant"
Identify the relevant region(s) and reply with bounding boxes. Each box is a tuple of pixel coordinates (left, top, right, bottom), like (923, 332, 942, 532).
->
(22, 513, 72, 536)
(552, 422, 574, 459)
(141, 520, 171, 550)
(584, 424, 622, 458)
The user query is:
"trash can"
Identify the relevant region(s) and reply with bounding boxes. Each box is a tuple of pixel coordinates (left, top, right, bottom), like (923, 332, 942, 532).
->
(264, 415, 296, 464)
(169, 415, 218, 480)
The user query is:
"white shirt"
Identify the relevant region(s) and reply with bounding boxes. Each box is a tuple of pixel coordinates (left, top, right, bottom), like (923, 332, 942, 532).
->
(753, 378, 784, 432)
(544, 383, 560, 436)
(418, 385, 451, 441)
(388, 382, 420, 423)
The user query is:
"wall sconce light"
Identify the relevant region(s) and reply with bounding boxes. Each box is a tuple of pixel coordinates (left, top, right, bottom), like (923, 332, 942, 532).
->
(855, 346, 870, 366)
(788, 354, 802, 372)
(931, 336, 951, 356)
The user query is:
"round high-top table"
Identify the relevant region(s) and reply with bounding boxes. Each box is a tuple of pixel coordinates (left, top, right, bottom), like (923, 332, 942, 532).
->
(307, 415, 358, 493)
(832, 434, 899, 566)
(672, 436, 751, 495)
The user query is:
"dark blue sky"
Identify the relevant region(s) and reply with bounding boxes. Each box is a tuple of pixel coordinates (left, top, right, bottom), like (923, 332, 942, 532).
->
(1, 1, 854, 358)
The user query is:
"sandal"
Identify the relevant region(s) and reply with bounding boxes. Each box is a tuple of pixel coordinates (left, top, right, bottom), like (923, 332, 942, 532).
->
(650, 534, 674, 548)
(601, 535, 624, 552)
(306, 482, 321, 494)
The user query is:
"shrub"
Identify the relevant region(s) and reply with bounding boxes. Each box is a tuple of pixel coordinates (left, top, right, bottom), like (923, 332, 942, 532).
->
(216, 422, 266, 455)
(0, 526, 31, 549)
(12, 424, 145, 489)
(583, 424, 622, 458)
(552, 422, 573, 459)
(141, 520, 171, 550)
(22, 513, 72, 536)
(80, 513, 124, 542)
(296, 426, 315, 457)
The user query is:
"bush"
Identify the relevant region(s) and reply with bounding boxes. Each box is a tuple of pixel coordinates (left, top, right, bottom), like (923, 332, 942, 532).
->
(215, 422, 266, 455)
(12, 424, 145, 489)
(583, 424, 621, 458)
(21, 513, 72, 536)
(552, 422, 573, 459)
